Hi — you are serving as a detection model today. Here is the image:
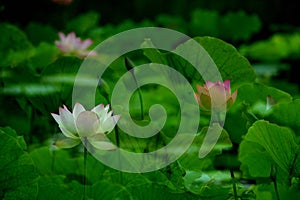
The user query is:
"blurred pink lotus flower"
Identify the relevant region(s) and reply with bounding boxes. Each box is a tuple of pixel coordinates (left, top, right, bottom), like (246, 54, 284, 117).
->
(55, 32, 96, 59)
(52, 0, 73, 5)
(195, 79, 238, 111)
(51, 103, 120, 150)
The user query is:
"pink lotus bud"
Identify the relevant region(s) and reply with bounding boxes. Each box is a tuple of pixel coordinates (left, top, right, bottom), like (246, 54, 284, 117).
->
(194, 79, 238, 111)
(52, 0, 73, 5)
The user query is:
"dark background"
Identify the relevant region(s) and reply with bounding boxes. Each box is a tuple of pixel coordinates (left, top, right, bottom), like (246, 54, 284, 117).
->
(1, 0, 298, 30)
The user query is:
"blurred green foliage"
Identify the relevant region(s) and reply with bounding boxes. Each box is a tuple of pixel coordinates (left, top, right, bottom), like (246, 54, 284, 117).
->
(0, 23, 35, 67)
(190, 10, 261, 41)
(240, 33, 300, 61)
(0, 127, 39, 199)
(0, 1, 300, 199)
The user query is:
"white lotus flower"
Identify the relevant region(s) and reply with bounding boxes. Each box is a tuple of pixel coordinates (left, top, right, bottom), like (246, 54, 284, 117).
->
(51, 103, 120, 150)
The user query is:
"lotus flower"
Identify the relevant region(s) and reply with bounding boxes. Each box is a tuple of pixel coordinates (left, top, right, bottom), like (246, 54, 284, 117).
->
(52, 0, 73, 5)
(195, 80, 238, 111)
(55, 32, 96, 59)
(51, 103, 120, 150)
